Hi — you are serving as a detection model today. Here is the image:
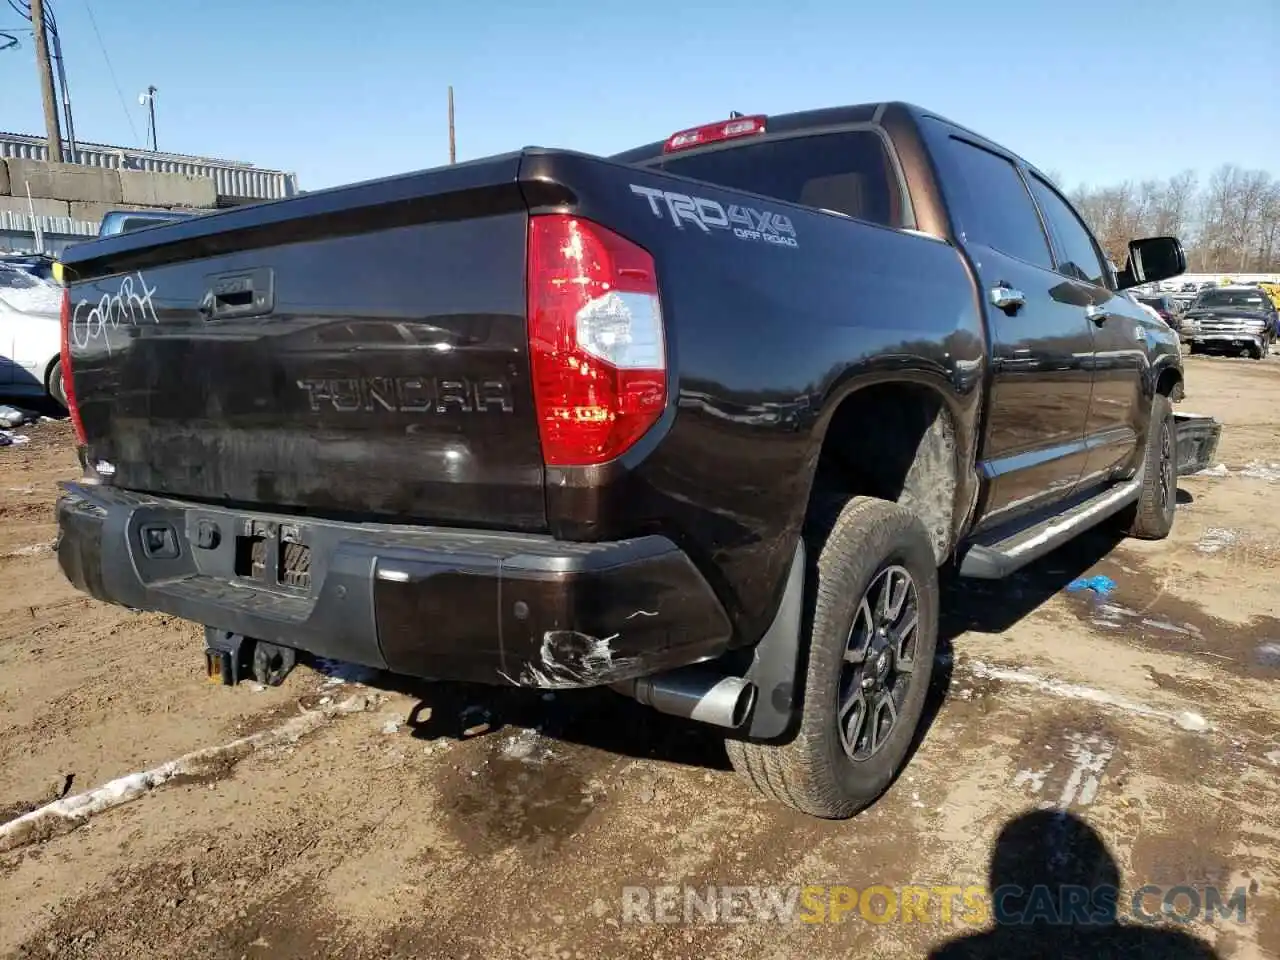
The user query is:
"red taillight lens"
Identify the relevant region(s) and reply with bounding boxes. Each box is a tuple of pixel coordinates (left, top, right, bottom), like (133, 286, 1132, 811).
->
(663, 115, 767, 153)
(59, 287, 87, 445)
(526, 215, 666, 467)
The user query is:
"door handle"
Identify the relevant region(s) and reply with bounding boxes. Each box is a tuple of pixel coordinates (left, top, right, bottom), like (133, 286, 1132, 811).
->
(1085, 304, 1109, 326)
(199, 268, 275, 321)
(990, 285, 1025, 313)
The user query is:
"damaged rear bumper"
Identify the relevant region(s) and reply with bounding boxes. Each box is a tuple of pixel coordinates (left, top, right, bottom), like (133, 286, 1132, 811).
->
(55, 482, 733, 688)
(1174, 413, 1223, 476)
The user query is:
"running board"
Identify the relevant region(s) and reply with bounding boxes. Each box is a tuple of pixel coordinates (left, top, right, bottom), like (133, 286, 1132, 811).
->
(959, 479, 1141, 579)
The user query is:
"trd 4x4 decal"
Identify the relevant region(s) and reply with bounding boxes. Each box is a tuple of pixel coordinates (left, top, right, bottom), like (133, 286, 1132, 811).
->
(630, 185, 798, 248)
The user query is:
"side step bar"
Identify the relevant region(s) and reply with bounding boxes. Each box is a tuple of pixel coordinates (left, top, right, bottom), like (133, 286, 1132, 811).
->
(959, 479, 1141, 580)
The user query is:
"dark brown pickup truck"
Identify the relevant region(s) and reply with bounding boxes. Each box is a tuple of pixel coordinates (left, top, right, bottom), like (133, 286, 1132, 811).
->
(54, 102, 1219, 819)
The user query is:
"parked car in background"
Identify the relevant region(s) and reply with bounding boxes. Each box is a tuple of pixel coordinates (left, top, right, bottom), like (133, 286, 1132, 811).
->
(1182, 285, 1279, 359)
(0, 260, 66, 408)
(1135, 294, 1183, 333)
(0, 251, 57, 283)
(96, 208, 199, 238)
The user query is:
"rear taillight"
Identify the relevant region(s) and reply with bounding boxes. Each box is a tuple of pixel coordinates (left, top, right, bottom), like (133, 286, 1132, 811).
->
(59, 287, 87, 445)
(663, 115, 767, 153)
(526, 215, 666, 467)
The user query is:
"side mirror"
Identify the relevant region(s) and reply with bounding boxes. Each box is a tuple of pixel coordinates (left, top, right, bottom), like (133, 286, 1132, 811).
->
(1116, 236, 1186, 290)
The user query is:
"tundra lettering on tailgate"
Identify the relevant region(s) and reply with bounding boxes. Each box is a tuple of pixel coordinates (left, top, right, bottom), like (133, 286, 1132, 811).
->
(297, 376, 515, 414)
(630, 184, 798, 248)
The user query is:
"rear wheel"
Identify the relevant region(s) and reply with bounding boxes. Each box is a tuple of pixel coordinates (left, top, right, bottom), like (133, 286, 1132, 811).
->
(1121, 392, 1177, 540)
(725, 496, 938, 819)
(46, 359, 68, 411)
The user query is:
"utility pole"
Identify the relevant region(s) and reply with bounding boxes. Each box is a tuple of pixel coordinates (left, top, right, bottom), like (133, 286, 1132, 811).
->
(448, 85, 456, 164)
(29, 0, 63, 162)
(147, 85, 158, 151)
(46, 12, 77, 159)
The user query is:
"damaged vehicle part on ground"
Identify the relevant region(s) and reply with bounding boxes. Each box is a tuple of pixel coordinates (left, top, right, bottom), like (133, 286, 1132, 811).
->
(54, 101, 1220, 820)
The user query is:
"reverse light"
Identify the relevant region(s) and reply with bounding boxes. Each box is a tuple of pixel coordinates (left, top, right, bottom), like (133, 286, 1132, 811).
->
(526, 215, 666, 467)
(59, 287, 87, 445)
(663, 115, 767, 154)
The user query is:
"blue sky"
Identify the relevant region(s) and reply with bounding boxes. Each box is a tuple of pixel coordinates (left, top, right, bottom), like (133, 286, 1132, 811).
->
(2, 0, 1276, 191)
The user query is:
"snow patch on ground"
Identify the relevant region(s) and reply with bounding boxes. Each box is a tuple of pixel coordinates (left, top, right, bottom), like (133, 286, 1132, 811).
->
(0, 692, 379, 852)
(500, 728, 554, 765)
(1194, 463, 1230, 477)
(1239, 461, 1280, 482)
(1195, 528, 1242, 555)
(966, 661, 1211, 733)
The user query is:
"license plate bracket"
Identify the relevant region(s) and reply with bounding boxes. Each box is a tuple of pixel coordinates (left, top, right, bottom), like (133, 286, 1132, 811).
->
(233, 518, 311, 593)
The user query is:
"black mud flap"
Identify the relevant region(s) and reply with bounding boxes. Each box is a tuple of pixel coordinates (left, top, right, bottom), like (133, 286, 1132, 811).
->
(1174, 413, 1223, 477)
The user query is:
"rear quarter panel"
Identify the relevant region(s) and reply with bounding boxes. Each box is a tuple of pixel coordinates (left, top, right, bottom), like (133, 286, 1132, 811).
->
(521, 151, 986, 646)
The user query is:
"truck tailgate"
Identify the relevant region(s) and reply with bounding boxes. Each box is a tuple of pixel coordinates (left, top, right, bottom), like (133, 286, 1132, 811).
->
(60, 155, 547, 530)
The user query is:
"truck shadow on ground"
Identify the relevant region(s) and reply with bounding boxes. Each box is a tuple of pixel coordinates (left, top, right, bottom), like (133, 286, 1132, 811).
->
(939, 523, 1129, 641)
(0, 394, 67, 420)
(910, 517, 1137, 772)
(385, 675, 733, 770)
(344, 510, 1162, 780)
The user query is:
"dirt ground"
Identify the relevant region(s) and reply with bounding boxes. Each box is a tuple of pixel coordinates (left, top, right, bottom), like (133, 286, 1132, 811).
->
(1, 353, 1277, 959)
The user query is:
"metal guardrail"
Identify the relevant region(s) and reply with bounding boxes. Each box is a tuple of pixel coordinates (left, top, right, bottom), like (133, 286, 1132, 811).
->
(0, 209, 96, 237)
(0, 132, 298, 201)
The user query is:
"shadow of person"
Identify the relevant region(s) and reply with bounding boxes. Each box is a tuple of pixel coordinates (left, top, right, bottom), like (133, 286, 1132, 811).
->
(929, 810, 1220, 959)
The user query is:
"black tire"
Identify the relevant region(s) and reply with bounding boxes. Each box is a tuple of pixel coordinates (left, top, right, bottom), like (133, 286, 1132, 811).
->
(46, 359, 68, 411)
(725, 496, 939, 819)
(1122, 392, 1177, 540)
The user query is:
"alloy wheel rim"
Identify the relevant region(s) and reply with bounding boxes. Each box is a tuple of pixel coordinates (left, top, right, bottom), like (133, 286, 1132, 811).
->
(837, 564, 920, 762)
(1158, 422, 1174, 512)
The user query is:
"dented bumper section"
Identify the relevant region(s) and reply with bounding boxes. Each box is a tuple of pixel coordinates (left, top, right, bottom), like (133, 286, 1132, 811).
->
(1174, 413, 1223, 477)
(55, 482, 734, 688)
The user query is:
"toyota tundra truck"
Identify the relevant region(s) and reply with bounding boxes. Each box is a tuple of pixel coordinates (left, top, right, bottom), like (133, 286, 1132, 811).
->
(53, 102, 1218, 820)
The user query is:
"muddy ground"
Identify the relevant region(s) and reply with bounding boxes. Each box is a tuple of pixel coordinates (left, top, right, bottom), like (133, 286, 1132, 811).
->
(1, 353, 1277, 959)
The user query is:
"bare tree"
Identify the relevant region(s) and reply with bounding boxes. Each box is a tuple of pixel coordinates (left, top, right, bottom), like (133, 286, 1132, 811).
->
(1069, 165, 1280, 274)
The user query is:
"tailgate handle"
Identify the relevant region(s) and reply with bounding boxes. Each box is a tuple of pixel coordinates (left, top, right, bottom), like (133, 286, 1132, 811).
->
(201, 268, 275, 320)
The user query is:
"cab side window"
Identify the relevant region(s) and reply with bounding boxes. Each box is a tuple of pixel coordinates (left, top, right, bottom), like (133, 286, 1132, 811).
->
(941, 137, 1053, 269)
(1027, 176, 1108, 287)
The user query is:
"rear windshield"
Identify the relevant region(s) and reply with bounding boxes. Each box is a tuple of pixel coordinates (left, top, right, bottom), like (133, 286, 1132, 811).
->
(1195, 289, 1268, 309)
(646, 131, 903, 228)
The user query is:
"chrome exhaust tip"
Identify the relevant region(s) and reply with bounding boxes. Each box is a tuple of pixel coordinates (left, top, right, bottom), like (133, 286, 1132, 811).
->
(614, 668, 757, 730)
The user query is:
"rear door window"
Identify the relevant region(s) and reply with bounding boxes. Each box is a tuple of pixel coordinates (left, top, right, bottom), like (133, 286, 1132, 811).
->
(1026, 176, 1109, 287)
(940, 138, 1053, 269)
(650, 131, 904, 228)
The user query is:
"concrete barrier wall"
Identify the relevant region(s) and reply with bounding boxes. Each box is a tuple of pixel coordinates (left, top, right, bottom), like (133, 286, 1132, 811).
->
(0, 132, 298, 201)
(0, 158, 229, 242)
(2, 158, 226, 216)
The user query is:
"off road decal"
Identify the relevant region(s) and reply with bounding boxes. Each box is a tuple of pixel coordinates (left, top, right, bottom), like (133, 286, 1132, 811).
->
(630, 185, 798, 248)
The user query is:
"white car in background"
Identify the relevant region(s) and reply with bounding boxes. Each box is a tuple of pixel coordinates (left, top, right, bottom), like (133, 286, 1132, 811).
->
(0, 259, 67, 409)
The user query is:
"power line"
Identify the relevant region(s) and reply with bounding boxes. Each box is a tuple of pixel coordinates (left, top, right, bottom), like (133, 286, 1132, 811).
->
(80, 0, 139, 144)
